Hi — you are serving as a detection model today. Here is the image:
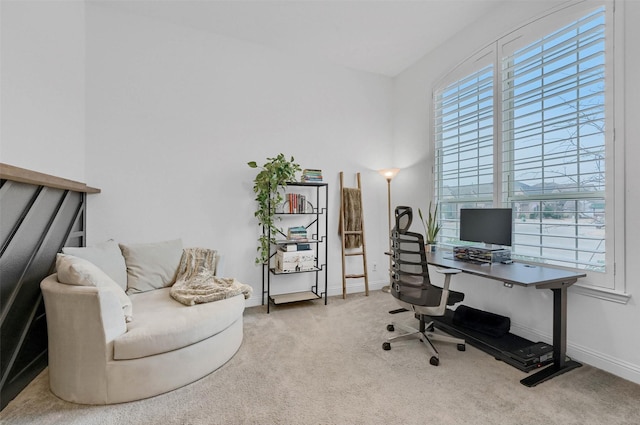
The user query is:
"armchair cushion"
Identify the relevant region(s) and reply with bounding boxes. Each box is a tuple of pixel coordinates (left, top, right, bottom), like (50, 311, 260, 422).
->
(62, 240, 127, 290)
(115, 288, 244, 360)
(120, 239, 183, 294)
(55, 254, 133, 322)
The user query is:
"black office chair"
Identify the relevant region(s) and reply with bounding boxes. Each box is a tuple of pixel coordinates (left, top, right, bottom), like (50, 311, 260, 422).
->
(382, 206, 466, 366)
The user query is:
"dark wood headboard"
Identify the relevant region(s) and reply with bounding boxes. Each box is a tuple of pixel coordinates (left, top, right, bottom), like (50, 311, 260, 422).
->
(0, 163, 100, 410)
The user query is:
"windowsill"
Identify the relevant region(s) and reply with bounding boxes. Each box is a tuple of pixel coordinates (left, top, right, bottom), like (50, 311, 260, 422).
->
(570, 284, 631, 304)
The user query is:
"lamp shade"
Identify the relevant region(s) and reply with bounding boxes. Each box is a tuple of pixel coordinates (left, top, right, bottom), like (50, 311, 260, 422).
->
(378, 168, 400, 181)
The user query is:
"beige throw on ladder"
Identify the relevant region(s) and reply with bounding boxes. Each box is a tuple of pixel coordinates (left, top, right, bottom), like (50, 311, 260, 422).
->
(170, 248, 252, 306)
(340, 187, 363, 248)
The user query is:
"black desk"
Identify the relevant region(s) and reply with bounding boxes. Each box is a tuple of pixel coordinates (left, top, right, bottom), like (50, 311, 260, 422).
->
(427, 250, 586, 387)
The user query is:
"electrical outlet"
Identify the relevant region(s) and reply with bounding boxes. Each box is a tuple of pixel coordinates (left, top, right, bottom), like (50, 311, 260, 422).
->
(372, 263, 377, 272)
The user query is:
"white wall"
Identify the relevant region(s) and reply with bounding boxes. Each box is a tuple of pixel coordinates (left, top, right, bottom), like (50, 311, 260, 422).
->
(0, 0, 85, 181)
(393, 0, 640, 384)
(84, 5, 395, 303)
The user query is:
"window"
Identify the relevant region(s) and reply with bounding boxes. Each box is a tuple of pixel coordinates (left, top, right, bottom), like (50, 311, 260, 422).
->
(433, 3, 624, 296)
(503, 8, 606, 271)
(435, 61, 495, 242)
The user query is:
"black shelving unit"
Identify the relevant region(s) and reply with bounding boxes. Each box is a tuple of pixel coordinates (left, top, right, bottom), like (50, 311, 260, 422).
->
(261, 182, 328, 313)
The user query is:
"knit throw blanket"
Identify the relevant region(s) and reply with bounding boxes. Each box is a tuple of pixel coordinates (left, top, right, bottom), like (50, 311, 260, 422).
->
(339, 188, 363, 248)
(170, 248, 253, 306)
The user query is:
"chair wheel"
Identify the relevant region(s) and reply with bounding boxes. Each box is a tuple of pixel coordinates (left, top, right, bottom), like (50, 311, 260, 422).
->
(387, 324, 395, 332)
(457, 344, 466, 351)
(430, 356, 439, 366)
(382, 342, 391, 351)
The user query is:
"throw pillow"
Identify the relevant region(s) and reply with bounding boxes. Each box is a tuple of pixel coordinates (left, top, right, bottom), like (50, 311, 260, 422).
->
(119, 239, 183, 294)
(62, 240, 128, 291)
(56, 254, 133, 322)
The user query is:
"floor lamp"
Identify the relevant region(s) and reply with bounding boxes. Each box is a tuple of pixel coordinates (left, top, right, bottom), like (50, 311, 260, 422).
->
(378, 168, 400, 293)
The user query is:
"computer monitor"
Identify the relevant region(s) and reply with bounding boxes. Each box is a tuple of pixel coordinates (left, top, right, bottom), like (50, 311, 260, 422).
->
(459, 208, 513, 247)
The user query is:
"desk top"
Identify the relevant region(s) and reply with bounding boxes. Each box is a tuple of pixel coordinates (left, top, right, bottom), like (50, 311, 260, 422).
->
(427, 250, 586, 289)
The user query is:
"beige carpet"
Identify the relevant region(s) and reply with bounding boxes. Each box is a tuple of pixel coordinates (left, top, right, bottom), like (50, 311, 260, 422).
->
(2, 290, 640, 425)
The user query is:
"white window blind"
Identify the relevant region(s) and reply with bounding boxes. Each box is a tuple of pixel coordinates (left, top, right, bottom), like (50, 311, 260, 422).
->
(502, 8, 606, 271)
(433, 5, 609, 275)
(434, 65, 494, 244)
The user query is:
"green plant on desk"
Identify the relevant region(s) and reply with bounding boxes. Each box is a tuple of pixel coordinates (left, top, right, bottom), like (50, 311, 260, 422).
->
(419, 202, 440, 247)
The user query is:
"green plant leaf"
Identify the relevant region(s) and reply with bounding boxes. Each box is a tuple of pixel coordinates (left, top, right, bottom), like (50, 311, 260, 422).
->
(421, 201, 440, 244)
(248, 153, 301, 263)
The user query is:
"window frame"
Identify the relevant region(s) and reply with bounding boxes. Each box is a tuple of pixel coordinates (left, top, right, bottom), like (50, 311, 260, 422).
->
(430, 0, 627, 302)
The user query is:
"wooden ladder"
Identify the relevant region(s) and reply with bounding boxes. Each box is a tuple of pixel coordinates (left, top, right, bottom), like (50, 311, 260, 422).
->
(339, 172, 369, 299)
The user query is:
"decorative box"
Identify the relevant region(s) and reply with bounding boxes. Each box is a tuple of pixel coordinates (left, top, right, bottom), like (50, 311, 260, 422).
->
(275, 249, 315, 272)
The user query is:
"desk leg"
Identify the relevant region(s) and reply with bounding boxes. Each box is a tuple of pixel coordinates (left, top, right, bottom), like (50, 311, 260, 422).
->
(520, 285, 581, 387)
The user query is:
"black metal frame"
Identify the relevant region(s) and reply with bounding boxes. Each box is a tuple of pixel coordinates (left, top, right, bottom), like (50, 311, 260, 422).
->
(0, 180, 88, 410)
(520, 285, 582, 386)
(261, 182, 328, 313)
(427, 250, 584, 386)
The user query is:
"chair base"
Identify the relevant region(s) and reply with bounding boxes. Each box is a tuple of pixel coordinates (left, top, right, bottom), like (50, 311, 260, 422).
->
(383, 318, 465, 366)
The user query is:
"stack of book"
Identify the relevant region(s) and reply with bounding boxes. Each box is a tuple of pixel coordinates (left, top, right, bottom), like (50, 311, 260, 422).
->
(302, 169, 323, 182)
(287, 226, 308, 241)
(278, 242, 311, 252)
(286, 193, 308, 213)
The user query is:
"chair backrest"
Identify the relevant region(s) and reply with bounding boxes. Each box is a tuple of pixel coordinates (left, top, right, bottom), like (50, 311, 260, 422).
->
(390, 206, 441, 307)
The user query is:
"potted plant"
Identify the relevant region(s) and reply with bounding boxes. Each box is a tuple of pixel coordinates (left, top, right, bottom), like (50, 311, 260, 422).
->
(248, 154, 301, 264)
(419, 201, 440, 252)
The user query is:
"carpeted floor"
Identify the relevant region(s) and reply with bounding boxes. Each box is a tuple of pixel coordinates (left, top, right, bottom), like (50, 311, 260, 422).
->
(2, 290, 640, 425)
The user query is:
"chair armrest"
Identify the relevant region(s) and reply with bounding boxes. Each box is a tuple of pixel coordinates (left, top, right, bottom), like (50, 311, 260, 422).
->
(434, 268, 461, 291)
(435, 268, 462, 275)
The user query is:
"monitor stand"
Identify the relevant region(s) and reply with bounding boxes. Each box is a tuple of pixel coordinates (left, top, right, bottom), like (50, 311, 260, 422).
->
(480, 243, 508, 251)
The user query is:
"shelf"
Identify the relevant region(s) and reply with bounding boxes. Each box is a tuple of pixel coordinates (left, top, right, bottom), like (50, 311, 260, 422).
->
(274, 239, 321, 244)
(270, 267, 321, 275)
(262, 182, 328, 313)
(270, 291, 321, 305)
(275, 211, 320, 215)
(286, 182, 327, 187)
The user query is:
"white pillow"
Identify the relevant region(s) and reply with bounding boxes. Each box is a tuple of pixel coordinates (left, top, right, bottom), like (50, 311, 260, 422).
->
(62, 240, 127, 291)
(119, 239, 183, 294)
(56, 254, 133, 322)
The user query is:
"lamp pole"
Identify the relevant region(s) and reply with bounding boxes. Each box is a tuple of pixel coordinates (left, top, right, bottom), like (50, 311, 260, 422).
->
(378, 168, 400, 293)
